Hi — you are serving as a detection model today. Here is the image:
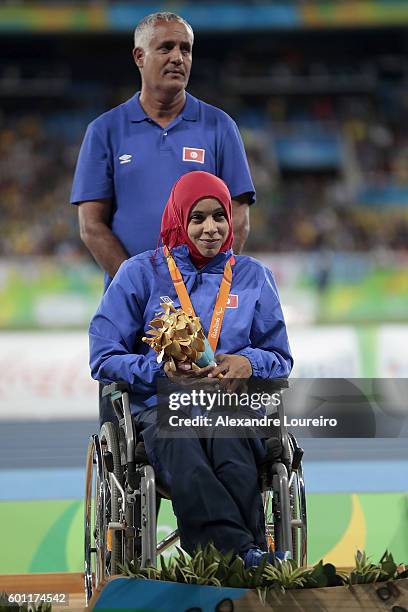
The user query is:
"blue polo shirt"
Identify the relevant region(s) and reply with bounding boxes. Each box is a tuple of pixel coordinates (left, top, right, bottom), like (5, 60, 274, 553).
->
(70, 91, 255, 263)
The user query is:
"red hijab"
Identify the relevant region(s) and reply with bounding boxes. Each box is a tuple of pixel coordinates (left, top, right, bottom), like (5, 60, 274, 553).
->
(160, 171, 234, 268)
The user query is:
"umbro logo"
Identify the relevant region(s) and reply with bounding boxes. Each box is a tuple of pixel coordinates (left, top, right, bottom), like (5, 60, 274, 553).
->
(119, 154, 132, 164)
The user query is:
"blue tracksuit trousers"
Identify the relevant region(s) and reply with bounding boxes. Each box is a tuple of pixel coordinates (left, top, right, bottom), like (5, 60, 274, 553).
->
(135, 410, 267, 556)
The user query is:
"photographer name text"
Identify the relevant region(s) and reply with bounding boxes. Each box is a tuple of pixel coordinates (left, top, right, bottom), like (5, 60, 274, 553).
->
(168, 415, 338, 428)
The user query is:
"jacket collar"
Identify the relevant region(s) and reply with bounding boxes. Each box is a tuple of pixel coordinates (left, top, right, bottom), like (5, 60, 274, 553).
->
(126, 91, 199, 123)
(164, 245, 233, 274)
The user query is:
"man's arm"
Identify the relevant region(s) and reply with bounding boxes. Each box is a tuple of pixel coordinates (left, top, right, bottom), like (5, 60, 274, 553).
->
(78, 200, 129, 278)
(231, 194, 251, 254)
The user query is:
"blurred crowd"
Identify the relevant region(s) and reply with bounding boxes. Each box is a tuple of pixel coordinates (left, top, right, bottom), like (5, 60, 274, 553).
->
(1, 107, 408, 258)
(2, 46, 408, 258)
(0, 114, 80, 257)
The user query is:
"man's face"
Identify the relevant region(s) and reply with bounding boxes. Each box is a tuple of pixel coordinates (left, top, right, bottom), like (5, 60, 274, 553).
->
(134, 21, 193, 95)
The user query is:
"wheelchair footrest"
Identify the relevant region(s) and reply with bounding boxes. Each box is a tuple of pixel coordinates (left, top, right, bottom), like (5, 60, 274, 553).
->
(107, 522, 125, 552)
(108, 522, 125, 530)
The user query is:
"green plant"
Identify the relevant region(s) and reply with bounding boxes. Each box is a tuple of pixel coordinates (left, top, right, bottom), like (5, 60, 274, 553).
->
(120, 559, 161, 581)
(255, 559, 310, 607)
(119, 545, 408, 605)
(263, 559, 310, 591)
(349, 550, 389, 585)
(215, 552, 251, 588)
(120, 543, 236, 587)
(378, 550, 398, 580)
(377, 550, 408, 580)
(303, 559, 347, 588)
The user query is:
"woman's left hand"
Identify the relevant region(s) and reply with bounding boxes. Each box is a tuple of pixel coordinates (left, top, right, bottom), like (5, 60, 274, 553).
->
(208, 354, 252, 391)
(164, 361, 216, 385)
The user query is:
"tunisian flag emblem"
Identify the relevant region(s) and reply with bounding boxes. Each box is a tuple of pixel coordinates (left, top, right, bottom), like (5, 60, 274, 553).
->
(226, 294, 238, 308)
(183, 147, 205, 163)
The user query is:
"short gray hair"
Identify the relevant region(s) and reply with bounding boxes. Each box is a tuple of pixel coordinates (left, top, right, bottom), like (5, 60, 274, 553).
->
(133, 12, 194, 49)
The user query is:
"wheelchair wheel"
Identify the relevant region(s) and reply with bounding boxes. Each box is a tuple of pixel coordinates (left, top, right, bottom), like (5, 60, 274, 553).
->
(263, 453, 307, 566)
(263, 488, 275, 553)
(84, 425, 124, 604)
(99, 422, 124, 576)
(84, 434, 102, 604)
(263, 481, 298, 564)
(288, 434, 307, 567)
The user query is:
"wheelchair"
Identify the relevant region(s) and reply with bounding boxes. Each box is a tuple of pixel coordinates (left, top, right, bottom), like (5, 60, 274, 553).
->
(84, 378, 307, 604)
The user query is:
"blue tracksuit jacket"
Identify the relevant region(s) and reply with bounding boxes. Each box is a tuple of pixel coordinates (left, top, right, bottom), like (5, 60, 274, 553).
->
(89, 245, 293, 409)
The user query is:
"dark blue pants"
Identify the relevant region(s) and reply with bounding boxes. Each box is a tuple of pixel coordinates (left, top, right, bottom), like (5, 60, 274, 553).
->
(134, 410, 267, 557)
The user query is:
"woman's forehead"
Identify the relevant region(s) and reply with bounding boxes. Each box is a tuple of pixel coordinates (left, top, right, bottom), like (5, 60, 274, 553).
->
(191, 198, 223, 212)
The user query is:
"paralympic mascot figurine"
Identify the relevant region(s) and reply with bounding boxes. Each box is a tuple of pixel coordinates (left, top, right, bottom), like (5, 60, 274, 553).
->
(142, 301, 217, 371)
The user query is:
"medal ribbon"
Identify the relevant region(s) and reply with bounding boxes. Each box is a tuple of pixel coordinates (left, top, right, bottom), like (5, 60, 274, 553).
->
(164, 246, 234, 353)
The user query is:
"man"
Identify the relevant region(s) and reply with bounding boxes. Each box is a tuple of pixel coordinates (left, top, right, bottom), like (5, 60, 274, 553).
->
(71, 12, 255, 424)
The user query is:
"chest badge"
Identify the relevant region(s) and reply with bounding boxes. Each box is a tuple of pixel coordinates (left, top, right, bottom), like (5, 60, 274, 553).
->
(119, 154, 132, 164)
(226, 294, 238, 308)
(160, 296, 174, 305)
(183, 147, 205, 164)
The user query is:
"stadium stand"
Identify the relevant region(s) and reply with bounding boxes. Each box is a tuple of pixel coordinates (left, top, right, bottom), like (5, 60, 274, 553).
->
(1, 28, 408, 257)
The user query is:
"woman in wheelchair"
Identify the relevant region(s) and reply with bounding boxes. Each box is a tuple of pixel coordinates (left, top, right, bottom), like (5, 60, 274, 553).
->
(89, 171, 293, 569)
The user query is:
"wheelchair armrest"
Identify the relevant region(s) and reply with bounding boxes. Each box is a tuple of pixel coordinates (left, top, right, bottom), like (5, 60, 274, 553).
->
(102, 381, 130, 398)
(263, 378, 289, 391)
(288, 433, 304, 471)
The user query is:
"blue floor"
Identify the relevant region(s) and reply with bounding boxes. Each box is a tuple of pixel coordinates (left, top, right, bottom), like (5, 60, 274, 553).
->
(1, 421, 407, 500)
(1, 459, 407, 501)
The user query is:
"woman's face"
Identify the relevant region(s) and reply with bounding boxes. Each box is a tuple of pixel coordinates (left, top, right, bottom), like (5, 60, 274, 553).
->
(187, 198, 229, 258)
